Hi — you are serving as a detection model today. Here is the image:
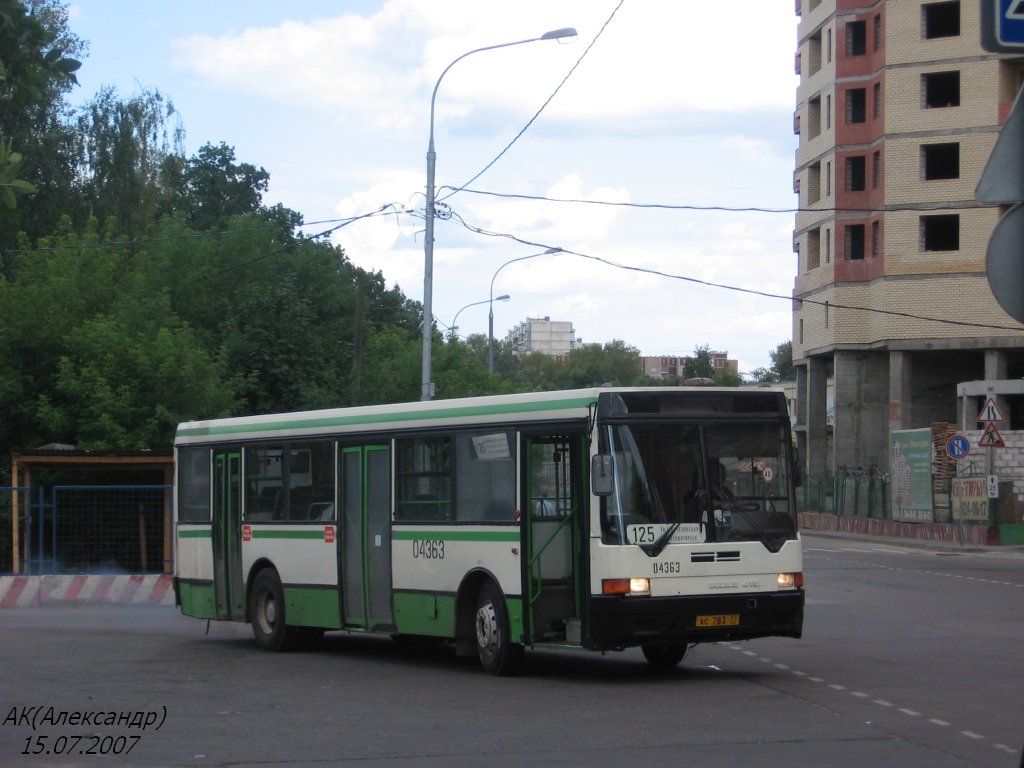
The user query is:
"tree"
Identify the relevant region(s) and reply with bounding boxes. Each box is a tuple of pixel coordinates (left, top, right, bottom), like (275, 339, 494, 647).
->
(686, 344, 716, 380)
(565, 340, 643, 388)
(749, 340, 794, 383)
(163, 141, 269, 230)
(77, 86, 184, 240)
(770, 340, 794, 381)
(0, 0, 82, 230)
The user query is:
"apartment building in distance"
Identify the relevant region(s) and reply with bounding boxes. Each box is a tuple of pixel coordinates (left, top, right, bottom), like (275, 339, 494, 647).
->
(792, 0, 1024, 475)
(504, 317, 579, 358)
(641, 352, 738, 380)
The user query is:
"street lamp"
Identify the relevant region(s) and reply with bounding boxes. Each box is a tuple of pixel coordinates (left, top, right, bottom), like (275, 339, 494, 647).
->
(488, 247, 561, 372)
(450, 295, 509, 341)
(420, 27, 577, 401)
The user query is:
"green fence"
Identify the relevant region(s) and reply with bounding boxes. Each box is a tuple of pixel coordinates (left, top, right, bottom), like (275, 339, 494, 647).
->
(800, 468, 891, 519)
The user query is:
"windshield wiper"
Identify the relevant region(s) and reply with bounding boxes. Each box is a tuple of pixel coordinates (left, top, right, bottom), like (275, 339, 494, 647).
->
(639, 491, 705, 558)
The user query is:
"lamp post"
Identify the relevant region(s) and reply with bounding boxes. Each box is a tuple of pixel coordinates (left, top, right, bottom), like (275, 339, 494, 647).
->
(450, 295, 509, 341)
(488, 247, 561, 373)
(421, 27, 577, 401)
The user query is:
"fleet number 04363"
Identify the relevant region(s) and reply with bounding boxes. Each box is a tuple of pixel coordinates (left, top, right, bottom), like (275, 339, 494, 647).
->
(652, 561, 680, 575)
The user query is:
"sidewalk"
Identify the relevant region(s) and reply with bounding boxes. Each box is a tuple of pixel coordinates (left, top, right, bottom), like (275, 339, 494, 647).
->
(801, 515, 1024, 557)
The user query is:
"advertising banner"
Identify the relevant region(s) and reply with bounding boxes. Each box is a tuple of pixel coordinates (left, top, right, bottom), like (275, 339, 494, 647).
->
(891, 429, 934, 522)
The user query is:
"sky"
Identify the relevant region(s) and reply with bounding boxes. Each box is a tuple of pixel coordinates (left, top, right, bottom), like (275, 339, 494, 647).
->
(65, 0, 800, 374)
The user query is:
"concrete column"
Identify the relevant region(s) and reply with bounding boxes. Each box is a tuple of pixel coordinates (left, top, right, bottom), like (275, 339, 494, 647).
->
(984, 349, 1007, 380)
(834, 350, 889, 472)
(806, 355, 829, 476)
(889, 350, 912, 433)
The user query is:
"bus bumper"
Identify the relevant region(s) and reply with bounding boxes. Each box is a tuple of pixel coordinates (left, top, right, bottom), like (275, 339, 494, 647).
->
(586, 590, 804, 650)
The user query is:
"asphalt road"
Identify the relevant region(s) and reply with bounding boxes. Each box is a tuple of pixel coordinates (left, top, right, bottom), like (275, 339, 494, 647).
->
(0, 532, 1021, 767)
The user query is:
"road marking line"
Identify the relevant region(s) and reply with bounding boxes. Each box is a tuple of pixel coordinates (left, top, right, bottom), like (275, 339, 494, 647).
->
(928, 719, 950, 727)
(873, 700, 893, 707)
(960, 731, 984, 740)
(899, 708, 921, 716)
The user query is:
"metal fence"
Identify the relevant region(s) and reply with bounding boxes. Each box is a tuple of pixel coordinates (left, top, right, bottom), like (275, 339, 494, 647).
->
(1, 485, 173, 575)
(800, 469, 891, 519)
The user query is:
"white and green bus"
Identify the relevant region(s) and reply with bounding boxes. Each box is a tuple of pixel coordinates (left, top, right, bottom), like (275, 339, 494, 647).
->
(173, 387, 803, 675)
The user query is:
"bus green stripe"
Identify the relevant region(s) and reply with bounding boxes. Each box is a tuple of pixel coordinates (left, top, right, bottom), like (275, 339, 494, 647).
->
(252, 529, 327, 540)
(175, 395, 594, 440)
(392, 529, 519, 542)
(178, 528, 211, 538)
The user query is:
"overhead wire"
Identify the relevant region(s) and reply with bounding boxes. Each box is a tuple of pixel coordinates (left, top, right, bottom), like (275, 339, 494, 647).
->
(436, 0, 625, 205)
(445, 210, 1023, 334)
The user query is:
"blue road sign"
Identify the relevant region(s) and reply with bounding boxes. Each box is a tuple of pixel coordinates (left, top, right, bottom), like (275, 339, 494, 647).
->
(982, 0, 1024, 52)
(946, 434, 971, 460)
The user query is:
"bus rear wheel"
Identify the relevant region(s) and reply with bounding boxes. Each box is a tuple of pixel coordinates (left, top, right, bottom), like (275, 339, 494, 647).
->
(641, 643, 688, 669)
(250, 569, 299, 652)
(474, 582, 523, 676)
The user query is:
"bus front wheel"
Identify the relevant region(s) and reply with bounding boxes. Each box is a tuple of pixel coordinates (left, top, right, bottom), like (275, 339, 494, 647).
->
(474, 582, 523, 676)
(641, 643, 688, 669)
(250, 569, 299, 652)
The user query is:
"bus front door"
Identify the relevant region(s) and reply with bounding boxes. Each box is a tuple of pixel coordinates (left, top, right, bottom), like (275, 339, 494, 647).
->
(340, 445, 394, 631)
(524, 436, 582, 645)
(212, 450, 245, 620)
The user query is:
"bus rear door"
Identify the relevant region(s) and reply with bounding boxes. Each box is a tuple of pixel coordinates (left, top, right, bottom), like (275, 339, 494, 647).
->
(212, 449, 245, 620)
(339, 444, 394, 631)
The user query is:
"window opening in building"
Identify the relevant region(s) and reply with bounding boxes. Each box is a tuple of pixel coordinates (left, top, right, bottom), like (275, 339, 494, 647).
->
(923, 71, 960, 108)
(824, 301, 830, 329)
(808, 162, 821, 204)
(846, 88, 867, 123)
(825, 161, 832, 195)
(826, 93, 832, 130)
(873, 14, 882, 49)
(808, 29, 822, 76)
(807, 228, 821, 271)
(872, 150, 881, 188)
(921, 214, 959, 251)
(871, 220, 880, 257)
(846, 155, 866, 192)
(847, 20, 867, 56)
(827, 27, 833, 62)
(923, 1, 960, 39)
(845, 224, 866, 260)
(922, 142, 959, 180)
(873, 82, 881, 118)
(808, 95, 821, 139)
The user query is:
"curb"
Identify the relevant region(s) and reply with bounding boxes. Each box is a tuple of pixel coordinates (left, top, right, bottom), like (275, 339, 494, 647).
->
(0, 574, 175, 608)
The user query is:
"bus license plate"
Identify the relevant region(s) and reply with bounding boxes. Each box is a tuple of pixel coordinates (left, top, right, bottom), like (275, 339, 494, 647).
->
(696, 614, 740, 628)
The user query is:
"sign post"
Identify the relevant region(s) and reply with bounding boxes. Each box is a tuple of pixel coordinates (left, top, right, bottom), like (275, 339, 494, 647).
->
(975, 397, 1005, 525)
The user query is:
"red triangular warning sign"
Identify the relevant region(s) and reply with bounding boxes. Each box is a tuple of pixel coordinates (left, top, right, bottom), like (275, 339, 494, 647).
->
(978, 397, 1005, 423)
(979, 421, 1005, 448)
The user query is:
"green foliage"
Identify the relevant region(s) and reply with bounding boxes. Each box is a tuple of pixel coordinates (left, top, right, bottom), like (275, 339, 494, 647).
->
(0, 0, 81, 220)
(0, 139, 36, 211)
(748, 340, 794, 383)
(687, 344, 716, 380)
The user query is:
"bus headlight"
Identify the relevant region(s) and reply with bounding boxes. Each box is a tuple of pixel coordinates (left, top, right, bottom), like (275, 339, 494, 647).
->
(777, 572, 804, 589)
(602, 577, 651, 596)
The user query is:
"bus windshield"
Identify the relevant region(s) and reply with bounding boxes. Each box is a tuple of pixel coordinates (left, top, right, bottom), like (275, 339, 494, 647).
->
(601, 421, 797, 551)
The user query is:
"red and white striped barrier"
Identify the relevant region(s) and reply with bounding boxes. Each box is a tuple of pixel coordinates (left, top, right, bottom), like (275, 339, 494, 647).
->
(0, 574, 175, 608)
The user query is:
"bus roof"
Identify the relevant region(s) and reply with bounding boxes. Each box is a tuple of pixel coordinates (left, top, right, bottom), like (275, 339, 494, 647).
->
(174, 386, 788, 446)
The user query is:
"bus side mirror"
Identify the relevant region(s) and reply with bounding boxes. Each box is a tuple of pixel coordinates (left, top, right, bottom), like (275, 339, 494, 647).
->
(591, 454, 614, 496)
